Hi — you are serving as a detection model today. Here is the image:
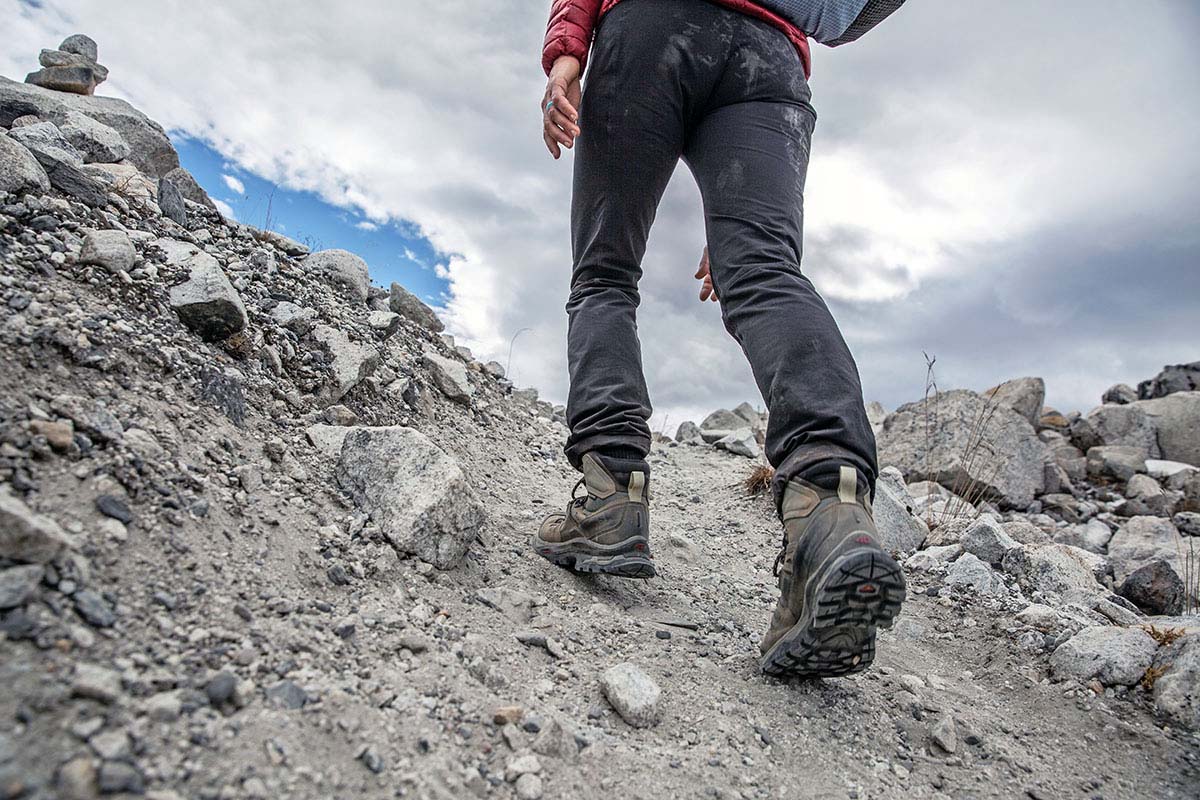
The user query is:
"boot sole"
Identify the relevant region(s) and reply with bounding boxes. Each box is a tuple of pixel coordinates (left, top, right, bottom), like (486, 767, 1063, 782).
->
(532, 536, 657, 579)
(761, 547, 905, 679)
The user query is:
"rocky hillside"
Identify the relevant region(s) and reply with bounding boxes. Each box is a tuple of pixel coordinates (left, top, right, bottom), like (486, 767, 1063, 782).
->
(2, 37, 1199, 800)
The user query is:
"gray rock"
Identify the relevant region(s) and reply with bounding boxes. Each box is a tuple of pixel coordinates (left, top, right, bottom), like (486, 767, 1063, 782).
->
(1002, 518, 1052, 546)
(0, 491, 74, 563)
(45, 159, 106, 207)
(1126, 473, 1164, 500)
(7, 120, 83, 167)
(872, 475, 928, 553)
(866, 400, 887, 433)
(1049, 626, 1157, 686)
(71, 663, 122, 703)
(305, 249, 371, 303)
(944, 552, 1007, 596)
(336, 426, 485, 569)
(1139, 361, 1200, 400)
(305, 424, 352, 458)
(0, 76, 180, 177)
(0, 132, 50, 194)
(1002, 543, 1105, 600)
(0, 564, 44, 609)
(25, 62, 106, 96)
(984, 377, 1045, 427)
(1152, 633, 1200, 730)
(312, 325, 378, 401)
(266, 679, 308, 709)
(157, 175, 186, 225)
(959, 516, 1020, 567)
(50, 394, 122, 443)
(60, 34, 99, 62)
(1175, 511, 1200, 537)
(1136, 392, 1200, 466)
(389, 281, 444, 331)
(483, 360, 506, 379)
(82, 162, 157, 204)
(1085, 403, 1158, 458)
(1054, 519, 1114, 554)
(56, 757, 97, 799)
(423, 351, 473, 404)
(79, 229, 136, 273)
(1102, 383, 1138, 405)
(675, 421, 702, 443)
(74, 588, 116, 627)
(1107, 516, 1185, 585)
(701, 408, 744, 431)
(56, 110, 129, 163)
(367, 310, 401, 337)
(169, 250, 248, 341)
(1086, 445, 1147, 482)
(269, 300, 317, 334)
(714, 428, 759, 458)
(1119, 560, 1185, 615)
(515, 773, 544, 800)
(929, 714, 957, 754)
(161, 166, 216, 210)
(877, 389, 1048, 508)
(600, 663, 661, 728)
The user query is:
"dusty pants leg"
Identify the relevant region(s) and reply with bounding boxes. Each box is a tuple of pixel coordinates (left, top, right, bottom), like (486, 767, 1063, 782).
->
(684, 84, 877, 501)
(563, 2, 724, 469)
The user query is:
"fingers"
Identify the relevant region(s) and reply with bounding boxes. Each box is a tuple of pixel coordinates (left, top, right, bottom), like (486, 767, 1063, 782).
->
(543, 129, 561, 159)
(549, 83, 579, 125)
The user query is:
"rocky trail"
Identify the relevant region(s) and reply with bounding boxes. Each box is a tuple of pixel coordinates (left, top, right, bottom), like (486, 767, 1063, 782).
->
(2, 34, 1200, 800)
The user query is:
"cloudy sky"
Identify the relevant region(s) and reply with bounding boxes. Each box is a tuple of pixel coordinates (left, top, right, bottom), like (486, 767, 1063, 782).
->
(4, 1, 1198, 428)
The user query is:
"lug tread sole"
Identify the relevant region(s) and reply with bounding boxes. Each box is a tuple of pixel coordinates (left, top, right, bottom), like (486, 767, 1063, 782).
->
(762, 548, 905, 679)
(534, 538, 657, 579)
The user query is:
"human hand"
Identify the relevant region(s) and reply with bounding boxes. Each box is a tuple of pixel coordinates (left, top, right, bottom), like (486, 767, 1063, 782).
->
(694, 246, 718, 302)
(542, 55, 582, 159)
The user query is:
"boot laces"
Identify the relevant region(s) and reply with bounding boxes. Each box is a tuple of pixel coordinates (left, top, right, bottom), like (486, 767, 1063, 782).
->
(772, 540, 787, 578)
(569, 477, 588, 507)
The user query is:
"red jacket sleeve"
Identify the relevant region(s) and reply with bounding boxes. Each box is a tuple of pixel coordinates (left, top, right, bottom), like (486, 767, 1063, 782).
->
(542, 0, 602, 75)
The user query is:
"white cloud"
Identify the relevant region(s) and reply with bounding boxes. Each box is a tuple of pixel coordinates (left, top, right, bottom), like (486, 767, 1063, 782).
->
(355, 220, 378, 231)
(2, 0, 1196, 419)
(221, 174, 245, 195)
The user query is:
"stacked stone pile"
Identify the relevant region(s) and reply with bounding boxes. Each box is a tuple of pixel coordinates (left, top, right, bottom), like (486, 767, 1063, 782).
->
(25, 34, 109, 96)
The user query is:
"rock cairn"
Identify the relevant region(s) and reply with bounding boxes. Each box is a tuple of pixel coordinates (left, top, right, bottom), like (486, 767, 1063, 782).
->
(25, 34, 109, 96)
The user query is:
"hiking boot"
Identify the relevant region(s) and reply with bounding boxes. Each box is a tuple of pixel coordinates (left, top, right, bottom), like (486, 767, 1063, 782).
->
(532, 452, 656, 578)
(760, 465, 905, 678)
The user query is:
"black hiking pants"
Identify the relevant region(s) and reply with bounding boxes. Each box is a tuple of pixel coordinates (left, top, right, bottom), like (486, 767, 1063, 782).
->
(563, 0, 878, 500)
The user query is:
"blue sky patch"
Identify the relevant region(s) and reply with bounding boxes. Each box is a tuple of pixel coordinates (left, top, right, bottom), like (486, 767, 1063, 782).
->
(174, 136, 452, 307)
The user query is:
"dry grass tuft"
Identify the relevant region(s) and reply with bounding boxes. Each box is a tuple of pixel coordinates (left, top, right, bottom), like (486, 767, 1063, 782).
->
(1141, 665, 1167, 692)
(1142, 625, 1186, 647)
(744, 464, 775, 496)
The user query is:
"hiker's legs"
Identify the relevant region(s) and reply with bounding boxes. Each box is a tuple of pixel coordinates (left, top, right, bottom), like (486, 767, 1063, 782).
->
(683, 52, 877, 502)
(563, 1, 724, 468)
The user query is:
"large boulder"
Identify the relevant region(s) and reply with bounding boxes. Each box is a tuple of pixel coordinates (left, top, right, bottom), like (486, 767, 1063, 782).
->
(877, 389, 1048, 508)
(1084, 404, 1158, 458)
(0, 132, 50, 194)
(984, 377, 1045, 427)
(1050, 626, 1157, 687)
(79, 229, 136, 274)
(167, 249, 248, 341)
(1152, 634, 1200, 730)
(389, 282, 444, 332)
(0, 491, 75, 563)
(311, 325, 379, 402)
(701, 409, 744, 431)
(161, 166, 217, 211)
(1118, 560, 1185, 616)
(1001, 543, 1106, 601)
(871, 468, 928, 553)
(714, 428, 759, 459)
(335, 426, 485, 569)
(1139, 361, 1200, 400)
(1086, 445, 1146, 482)
(423, 352, 473, 404)
(304, 249, 371, 303)
(7, 120, 83, 167)
(1107, 516, 1186, 586)
(1135, 392, 1200, 466)
(0, 76, 180, 177)
(56, 110, 129, 163)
